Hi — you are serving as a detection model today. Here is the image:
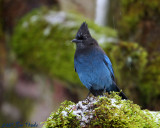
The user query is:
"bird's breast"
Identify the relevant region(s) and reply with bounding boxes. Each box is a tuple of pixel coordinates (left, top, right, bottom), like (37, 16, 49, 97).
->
(75, 52, 111, 79)
(74, 48, 113, 90)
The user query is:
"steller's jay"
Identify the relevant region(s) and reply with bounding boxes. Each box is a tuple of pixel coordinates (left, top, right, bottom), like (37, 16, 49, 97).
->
(72, 22, 127, 99)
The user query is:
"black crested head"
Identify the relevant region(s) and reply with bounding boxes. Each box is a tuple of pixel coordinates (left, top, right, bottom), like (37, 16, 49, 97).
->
(72, 22, 98, 49)
(75, 22, 91, 40)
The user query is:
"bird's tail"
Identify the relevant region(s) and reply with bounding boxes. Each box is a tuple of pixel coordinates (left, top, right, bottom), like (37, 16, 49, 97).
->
(119, 91, 128, 100)
(113, 82, 128, 100)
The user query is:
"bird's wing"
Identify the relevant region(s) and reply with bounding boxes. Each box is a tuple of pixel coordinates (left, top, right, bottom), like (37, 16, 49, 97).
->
(103, 55, 115, 80)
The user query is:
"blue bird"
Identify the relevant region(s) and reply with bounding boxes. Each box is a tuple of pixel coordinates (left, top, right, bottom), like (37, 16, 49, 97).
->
(72, 22, 127, 99)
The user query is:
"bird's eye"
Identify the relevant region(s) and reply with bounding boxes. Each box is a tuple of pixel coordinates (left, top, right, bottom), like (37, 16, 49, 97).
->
(76, 33, 84, 40)
(78, 36, 84, 40)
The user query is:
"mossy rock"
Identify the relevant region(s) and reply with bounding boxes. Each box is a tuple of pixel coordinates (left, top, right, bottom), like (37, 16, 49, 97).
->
(11, 7, 117, 86)
(42, 92, 160, 128)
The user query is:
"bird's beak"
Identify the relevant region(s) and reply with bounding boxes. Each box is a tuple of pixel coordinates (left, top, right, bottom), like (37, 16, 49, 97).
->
(71, 39, 82, 43)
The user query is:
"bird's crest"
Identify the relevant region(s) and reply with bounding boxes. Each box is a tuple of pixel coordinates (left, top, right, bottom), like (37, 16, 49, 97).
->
(75, 22, 92, 40)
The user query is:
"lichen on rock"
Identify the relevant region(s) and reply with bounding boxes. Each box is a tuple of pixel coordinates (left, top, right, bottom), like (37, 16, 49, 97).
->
(42, 92, 160, 128)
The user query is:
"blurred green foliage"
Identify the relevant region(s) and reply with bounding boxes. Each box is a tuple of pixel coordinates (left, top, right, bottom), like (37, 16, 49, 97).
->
(0, 88, 34, 124)
(140, 54, 160, 105)
(12, 7, 160, 109)
(119, 0, 160, 39)
(117, 0, 160, 109)
(105, 42, 160, 108)
(104, 42, 147, 96)
(11, 8, 117, 86)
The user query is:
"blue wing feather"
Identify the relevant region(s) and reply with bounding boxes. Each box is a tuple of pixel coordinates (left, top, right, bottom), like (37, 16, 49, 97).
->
(103, 55, 115, 80)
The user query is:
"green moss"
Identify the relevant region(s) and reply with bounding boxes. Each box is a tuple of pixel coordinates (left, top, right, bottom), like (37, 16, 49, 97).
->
(42, 101, 80, 128)
(42, 93, 160, 128)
